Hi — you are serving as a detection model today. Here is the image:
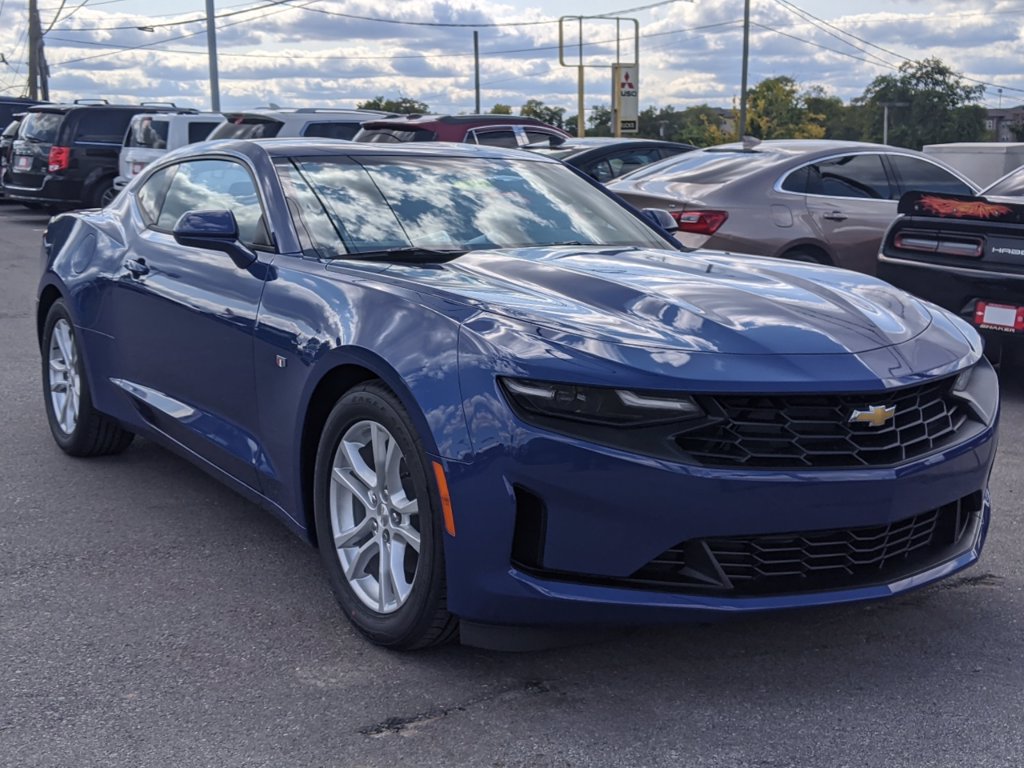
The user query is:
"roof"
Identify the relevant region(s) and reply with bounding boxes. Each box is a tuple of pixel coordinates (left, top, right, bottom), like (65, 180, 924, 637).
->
(360, 113, 556, 127)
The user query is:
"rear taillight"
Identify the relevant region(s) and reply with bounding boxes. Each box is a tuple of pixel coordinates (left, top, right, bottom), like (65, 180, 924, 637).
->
(131, 160, 149, 176)
(48, 146, 70, 173)
(670, 209, 728, 235)
(893, 231, 982, 258)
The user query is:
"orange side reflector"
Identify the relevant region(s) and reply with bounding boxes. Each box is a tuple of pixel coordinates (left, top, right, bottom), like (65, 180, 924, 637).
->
(432, 461, 456, 537)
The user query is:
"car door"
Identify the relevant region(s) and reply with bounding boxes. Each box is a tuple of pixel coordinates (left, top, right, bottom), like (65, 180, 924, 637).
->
(112, 157, 274, 488)
(801, 152, 898, 274)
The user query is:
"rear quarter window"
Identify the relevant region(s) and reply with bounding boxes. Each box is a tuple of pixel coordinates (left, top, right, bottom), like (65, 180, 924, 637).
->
(126, 117, 168, 149)
(209, 119, 283, 140)
(74, 110, 136, 144)
(302, 122, 360, 140)
(188, 121, 222, 143)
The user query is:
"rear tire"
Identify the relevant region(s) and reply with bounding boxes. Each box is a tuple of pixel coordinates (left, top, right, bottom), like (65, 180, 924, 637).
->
(783, 248, 829, 265)
(41, 299, 134, 457)
(91, 179, 117, 209)
(313, 381, 457, 650)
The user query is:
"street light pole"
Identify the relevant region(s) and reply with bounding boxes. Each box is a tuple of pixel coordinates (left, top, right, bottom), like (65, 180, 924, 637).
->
(880, 101, 909, 145)
(738, 0, 750, 139)
(206, 0, 221, 111)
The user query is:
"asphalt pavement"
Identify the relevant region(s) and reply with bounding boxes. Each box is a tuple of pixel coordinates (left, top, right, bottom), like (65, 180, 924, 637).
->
(1, 202, 1023, 768)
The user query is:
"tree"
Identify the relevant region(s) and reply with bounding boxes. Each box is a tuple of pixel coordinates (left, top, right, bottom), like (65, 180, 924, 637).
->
(489, 103, 512, 115)
(856, 58, 986, 148)
(357, 96, 430, 114)
(802, 86, 862, 141)
(587, 105, 612, 136)
(745, 76, 826, 140)
(519, 99, 565, 128)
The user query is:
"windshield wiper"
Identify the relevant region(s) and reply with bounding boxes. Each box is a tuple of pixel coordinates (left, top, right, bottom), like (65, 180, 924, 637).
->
(342, 247, 466, 263)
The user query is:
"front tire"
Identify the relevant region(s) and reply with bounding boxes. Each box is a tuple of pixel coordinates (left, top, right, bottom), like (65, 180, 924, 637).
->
(313, 382, 457, 649)
(41, 299, 134, 457)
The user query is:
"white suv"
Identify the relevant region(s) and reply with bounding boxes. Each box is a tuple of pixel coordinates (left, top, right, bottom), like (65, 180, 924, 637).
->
(115, 109, 225, 190)
(206, 108, 393, 142)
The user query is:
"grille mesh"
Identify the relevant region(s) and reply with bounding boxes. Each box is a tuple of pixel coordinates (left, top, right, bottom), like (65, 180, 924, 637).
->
(630, 491, 981, 595)
(675, 378, 967, 469)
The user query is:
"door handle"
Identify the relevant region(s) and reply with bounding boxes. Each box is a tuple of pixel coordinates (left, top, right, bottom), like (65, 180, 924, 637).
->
(822, 211, 848, 221)
(123, 257, 150, 277)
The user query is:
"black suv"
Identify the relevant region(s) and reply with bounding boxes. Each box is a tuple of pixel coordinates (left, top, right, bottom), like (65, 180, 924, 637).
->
(2, 100, 178, 209)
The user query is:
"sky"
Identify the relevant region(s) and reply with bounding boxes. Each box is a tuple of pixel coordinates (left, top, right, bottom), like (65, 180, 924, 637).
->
(1, 0, 1022, 117)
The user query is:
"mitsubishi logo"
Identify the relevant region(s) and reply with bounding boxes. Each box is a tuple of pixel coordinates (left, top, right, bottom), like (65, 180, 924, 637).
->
(848, 405, 896, 428)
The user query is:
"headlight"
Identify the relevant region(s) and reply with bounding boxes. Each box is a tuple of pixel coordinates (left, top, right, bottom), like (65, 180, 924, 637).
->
(950, 357, 998, 426)
(500, 377, 704, 427)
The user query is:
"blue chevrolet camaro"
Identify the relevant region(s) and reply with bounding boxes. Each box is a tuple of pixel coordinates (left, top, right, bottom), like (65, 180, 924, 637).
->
(38, 139, 999, 649)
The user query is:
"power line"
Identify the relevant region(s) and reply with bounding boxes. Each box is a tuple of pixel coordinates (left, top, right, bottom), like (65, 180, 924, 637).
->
(770, 0, 897, 70)
(53, 0, 303, 32)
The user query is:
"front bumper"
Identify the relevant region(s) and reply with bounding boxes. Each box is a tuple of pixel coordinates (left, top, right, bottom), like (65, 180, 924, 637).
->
(440, 407, 997, 628)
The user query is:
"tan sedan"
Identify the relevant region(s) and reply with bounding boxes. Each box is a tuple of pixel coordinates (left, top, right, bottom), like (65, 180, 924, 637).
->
(607, 139, 979, 274)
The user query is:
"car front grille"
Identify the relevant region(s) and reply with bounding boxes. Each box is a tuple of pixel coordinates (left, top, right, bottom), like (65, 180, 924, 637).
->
(675, 377, 967, 469)
(628, 491, 982, 595)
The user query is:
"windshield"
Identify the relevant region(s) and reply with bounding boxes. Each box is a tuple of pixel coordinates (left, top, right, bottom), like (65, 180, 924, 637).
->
(19, 111, 62, 143)
(983, 167, 1024, 198)
(276, 155, 670, 257)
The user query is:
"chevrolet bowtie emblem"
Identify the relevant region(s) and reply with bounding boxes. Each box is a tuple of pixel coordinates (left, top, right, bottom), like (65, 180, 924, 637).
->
(849, 405, 896, 428)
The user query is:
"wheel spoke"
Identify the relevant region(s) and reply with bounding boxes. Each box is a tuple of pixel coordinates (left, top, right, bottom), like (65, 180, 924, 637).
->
(391, 494, 418, 516)
(333, 514, 373, 549)
(49, 358, 67, 375)
(394, 523, 420, 553)
(54, 323, 73, 365)
(343, 538, 378, 582)
(340, 437, 376, 490)
(371, 423, 388, 484)
(332, 466, 374, 510)
(377, 540, 390, 612)
(388, 543, 411, 603)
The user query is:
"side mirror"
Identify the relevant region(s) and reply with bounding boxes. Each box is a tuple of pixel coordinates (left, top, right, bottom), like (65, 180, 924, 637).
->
(173, 209, 255, 268)
(641, 208, 679, 233)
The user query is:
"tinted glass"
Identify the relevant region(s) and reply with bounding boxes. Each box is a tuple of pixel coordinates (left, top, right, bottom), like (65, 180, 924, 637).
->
(604, 148, 663, 178)
(136, 165, 177, 223)
(275, 159, 349, 258)
(156, 159, 267, 246)
(581, 158, 614, 182)
(303, 122, 360, 140)
(284, 155, 669, 254)
(19, 112, 62, 143)
(353, 127, 436, 143)
(208, 118, 282, 140)
(74, 110, 135, 143)
(889, 155, 974, 196)
(983, 167, 1024, 198)
(781, 165, 811, 193)
(525, 129, 559, 144)
(804, 154, 891, 199)
(126, 117, 168, 148)
(187, 121, 222, 143)
(619, 148, 790, 184)
(469, 129, 518, 148)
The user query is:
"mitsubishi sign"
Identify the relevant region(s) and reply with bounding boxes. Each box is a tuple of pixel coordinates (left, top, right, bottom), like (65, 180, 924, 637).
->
(613, 63, 639, 135)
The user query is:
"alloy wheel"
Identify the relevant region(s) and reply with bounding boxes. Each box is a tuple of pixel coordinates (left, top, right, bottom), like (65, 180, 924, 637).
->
(48, 318, 80, 435)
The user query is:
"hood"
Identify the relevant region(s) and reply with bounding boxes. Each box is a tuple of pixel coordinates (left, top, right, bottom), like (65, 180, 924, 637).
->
(386, 247, 933, 356)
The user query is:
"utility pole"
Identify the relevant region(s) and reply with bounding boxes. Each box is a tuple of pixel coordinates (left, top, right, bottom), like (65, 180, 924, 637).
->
(473, 31, 480, 114)
(880, 101, 909, 145)
(738, 0, 750, 139)
(205, 0, 221, 111)
(28, 0, 42, 100)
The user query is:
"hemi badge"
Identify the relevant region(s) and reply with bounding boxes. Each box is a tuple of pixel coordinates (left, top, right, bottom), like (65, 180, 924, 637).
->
(848, 405, 896, 428)
(275, 355, 287, 368)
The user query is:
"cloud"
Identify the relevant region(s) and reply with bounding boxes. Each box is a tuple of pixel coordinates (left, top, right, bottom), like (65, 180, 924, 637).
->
(2, 0, 1021, 114)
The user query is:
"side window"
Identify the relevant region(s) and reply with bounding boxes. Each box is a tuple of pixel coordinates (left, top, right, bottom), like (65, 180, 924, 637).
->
(155, 159, 270, 247)
(136, 165, 177, 224)
(303, 122, 360, 140)
(889, 155, 974, 196)
(804, 154, 892, 199)
(469, 129, 518, 148)
(74, 110, 134, 144)
(524, 129, 559, 145)
(781, 165, 811, 193)
(582, 159, 614, 183)
(187, 121, 222, 143)
(606, 148, 661, 178)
